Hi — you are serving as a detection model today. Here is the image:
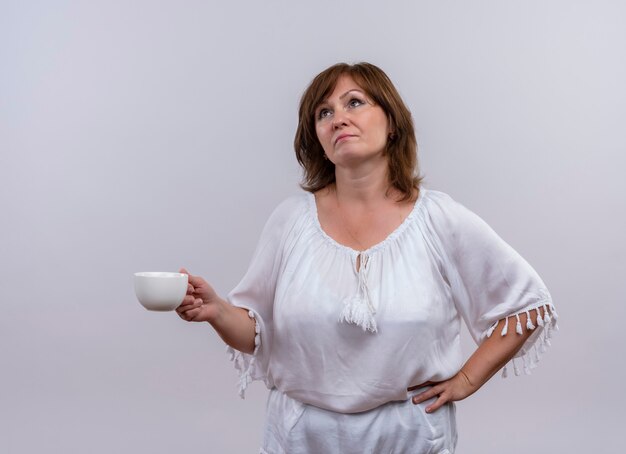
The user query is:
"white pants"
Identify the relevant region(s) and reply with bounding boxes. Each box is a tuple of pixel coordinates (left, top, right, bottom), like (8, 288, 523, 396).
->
(260, 388, 457, 454)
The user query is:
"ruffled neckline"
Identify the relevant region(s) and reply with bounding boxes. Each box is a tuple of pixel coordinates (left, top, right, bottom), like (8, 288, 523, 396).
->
(306, 187, 427, 257)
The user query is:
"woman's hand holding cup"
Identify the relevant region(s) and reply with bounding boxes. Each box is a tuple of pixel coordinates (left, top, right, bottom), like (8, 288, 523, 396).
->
(176, 268, 222, 323)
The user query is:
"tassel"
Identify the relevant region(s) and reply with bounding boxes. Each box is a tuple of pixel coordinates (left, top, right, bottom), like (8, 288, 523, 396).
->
(535, 341, 543, 362)
(339, 253, 377, 332)
(238, 373, 250, 399)
(498, 310, 559, 381)
(501, 316, 509, 336)
(545, 336, 552, 347)
(526, 310, 535, 330)
(536, 308, 545, 327)
(515, 313, 523, 335)
(339, 296, 378, 332)
(486, 321, 498, 338)
(533, 345, 540, 362)
(513, 358, 521, 376)
(523, 355, 531, 375)
(550, 304, 559, 319)
(234, 354, 243, 370)
(228, 310, 262, 400)
(543, 304, 551, 324)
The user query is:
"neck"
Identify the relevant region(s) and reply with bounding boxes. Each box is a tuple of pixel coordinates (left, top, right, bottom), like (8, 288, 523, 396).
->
(333, 158, 394, 206)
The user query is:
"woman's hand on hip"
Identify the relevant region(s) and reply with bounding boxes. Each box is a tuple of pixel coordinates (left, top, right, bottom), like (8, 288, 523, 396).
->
(408, 370, 479, 413)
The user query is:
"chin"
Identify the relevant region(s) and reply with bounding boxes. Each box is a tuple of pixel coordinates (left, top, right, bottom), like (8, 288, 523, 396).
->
(334, 147, 384, 163)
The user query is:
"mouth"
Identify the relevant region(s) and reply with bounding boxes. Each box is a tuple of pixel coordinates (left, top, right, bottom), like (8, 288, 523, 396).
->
(335, 134, 355, 145)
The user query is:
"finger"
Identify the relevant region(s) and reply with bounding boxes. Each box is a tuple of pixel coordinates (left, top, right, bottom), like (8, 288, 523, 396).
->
(178, 295, 196, 307)
(175, 295, 196, 312)
(186, 273, 207, 290)
(407, 381, 436, 392)
(178, 304, 202, 321)
(179, 269, 195, 293)
(425, 392, 449, 413)
(187, 283, 195, 294)
(184, 296, 202, 306)
(178, 299, 203, 313)
(412, 385, 441, 405)
(176, 298, 197, 311)
(176, 307, 188, 320)
(185, 307, 203, 321)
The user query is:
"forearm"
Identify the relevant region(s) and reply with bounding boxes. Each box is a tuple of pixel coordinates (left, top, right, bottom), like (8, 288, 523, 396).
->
(210, 299, 257, 354)
(412, 305, 551, 412)
(461, 306, 545, 390)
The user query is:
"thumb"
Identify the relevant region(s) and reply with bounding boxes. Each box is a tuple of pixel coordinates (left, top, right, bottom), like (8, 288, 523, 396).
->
(180, 268, 203, 287)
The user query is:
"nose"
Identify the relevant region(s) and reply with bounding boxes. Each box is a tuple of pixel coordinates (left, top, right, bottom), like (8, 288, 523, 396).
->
(332, 110, 349, 129)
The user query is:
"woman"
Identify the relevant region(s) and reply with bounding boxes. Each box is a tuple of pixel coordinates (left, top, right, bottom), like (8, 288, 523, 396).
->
(176, 62, 557, 453)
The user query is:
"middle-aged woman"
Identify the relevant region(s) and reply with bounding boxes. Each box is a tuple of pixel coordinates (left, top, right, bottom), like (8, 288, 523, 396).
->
(176, 62, 558, 453)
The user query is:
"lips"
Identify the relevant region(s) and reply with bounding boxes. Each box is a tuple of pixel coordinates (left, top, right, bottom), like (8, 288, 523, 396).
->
(335, 134, 355, 145)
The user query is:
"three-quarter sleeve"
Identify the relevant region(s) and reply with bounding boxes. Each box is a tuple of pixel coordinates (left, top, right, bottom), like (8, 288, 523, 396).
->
(423, 190, 558, 377)
(225, 196, 303, 397)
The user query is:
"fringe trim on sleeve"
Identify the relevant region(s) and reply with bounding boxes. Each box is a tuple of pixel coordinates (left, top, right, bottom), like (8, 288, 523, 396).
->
(226, 309, 261, 398)
(485, 300, 559, 378)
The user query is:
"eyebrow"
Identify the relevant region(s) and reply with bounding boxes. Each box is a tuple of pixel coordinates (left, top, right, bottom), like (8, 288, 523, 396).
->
(317, 89, 366, 110)
(339, 89, 364, 100)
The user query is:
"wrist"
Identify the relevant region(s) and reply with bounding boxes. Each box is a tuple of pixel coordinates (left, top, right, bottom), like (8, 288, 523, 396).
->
(206, 297, 228, 325)
(458, 368, 483, 395)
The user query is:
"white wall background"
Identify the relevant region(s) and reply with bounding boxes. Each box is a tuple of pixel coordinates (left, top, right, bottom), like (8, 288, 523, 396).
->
(1, 1, 624, 452)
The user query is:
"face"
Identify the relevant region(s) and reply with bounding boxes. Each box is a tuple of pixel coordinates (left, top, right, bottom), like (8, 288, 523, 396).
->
(314, 74, 391, 167)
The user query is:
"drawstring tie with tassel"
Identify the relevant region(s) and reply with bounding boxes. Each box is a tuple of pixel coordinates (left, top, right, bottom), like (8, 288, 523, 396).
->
(339, 252, 377, 333)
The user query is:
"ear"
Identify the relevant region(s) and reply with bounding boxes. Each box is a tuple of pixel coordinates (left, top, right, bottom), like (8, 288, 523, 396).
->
(386, 114, 396, 134)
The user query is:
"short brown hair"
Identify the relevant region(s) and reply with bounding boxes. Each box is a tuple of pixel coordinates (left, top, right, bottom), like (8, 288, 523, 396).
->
(294, 62, 422, 201)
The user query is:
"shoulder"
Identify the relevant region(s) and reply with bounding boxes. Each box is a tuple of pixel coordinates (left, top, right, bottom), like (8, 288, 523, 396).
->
(418, 188, 467, 222)
(417, 187, 489, 241)
(268, 192, 310, 221)
(261, 192, 311, 234)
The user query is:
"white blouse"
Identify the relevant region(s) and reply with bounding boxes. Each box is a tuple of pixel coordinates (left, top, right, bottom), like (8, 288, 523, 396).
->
(227, 188, 557, 414)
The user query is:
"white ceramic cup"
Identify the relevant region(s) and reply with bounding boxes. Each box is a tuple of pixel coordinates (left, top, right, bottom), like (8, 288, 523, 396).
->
(134, 272, 188, 311)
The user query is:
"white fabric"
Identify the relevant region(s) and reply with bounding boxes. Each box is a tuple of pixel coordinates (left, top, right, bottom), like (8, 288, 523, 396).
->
(261, 387, 456, 454)
(225, 187, 557, 451)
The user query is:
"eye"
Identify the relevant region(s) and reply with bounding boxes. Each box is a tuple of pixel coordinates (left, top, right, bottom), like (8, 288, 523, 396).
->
(347, 98, 365, 109)
(317, 108, 332, 120)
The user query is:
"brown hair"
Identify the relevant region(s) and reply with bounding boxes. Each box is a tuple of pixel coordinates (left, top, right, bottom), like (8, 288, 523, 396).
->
(294, 62, 422, 201)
